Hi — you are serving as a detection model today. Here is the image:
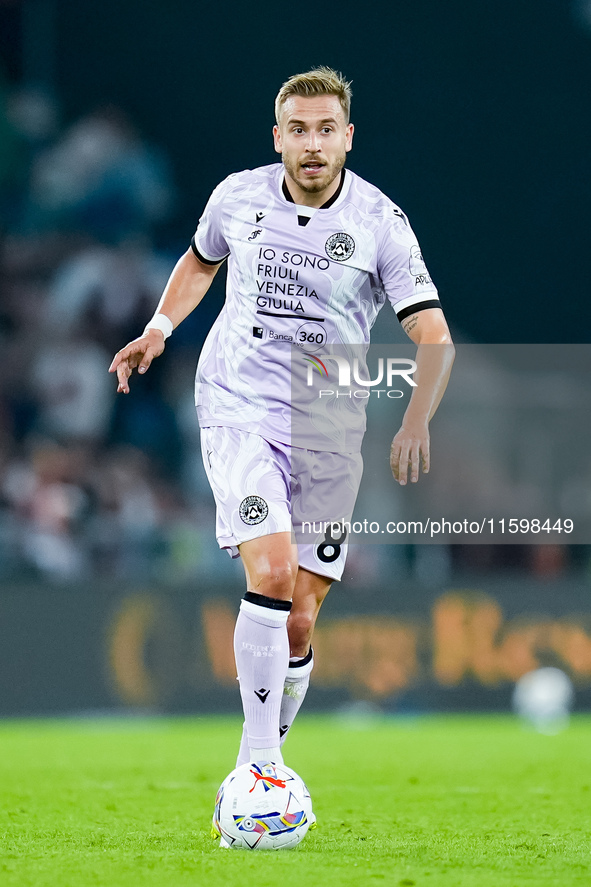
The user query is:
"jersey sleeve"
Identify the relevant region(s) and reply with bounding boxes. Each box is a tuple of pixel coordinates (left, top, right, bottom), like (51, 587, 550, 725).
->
(190, 176, 233, 265)
(377, 208, 441, 322)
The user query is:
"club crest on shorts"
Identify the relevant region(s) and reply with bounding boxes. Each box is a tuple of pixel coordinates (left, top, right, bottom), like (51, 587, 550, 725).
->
(325, 232, 355, 262)
(239, 495, 269, 525)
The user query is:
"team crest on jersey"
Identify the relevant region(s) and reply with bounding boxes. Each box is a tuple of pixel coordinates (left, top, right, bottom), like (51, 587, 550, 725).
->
(325, 232, 355, 262)
(409, 244, 427, 275)
(409, 244, 432, 285)
(239, 496, 269, 525)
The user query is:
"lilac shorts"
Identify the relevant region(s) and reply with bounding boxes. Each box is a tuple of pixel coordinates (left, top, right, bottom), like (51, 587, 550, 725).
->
(200, 426, 363, 581)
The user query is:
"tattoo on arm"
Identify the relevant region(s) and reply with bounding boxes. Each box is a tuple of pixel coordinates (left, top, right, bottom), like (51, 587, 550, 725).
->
(402, 314, 418, 335)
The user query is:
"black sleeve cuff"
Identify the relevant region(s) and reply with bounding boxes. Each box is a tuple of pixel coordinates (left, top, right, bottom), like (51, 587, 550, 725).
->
(396, 299, 441, 322)
(190, 235, 228, 265)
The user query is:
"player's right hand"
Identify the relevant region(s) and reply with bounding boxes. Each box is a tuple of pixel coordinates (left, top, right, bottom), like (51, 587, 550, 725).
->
(108, 330, 165, 393)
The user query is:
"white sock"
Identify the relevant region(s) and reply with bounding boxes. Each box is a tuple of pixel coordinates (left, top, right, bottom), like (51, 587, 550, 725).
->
(233, 592, 291, 765)
(235, 648, 314, 767)
(279, 648, 314, 745)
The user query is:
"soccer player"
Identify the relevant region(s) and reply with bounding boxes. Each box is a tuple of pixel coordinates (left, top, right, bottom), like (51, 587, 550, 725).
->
(109, 68, 454, 768)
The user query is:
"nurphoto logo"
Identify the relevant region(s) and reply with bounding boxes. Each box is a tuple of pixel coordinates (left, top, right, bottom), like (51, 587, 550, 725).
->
(304, 354, 417, 399)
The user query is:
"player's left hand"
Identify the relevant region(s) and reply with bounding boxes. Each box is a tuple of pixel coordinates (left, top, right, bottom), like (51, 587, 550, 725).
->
(390, 421, 430, 485)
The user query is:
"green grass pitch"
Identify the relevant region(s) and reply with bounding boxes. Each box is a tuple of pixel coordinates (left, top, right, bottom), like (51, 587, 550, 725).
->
(1, 714, 590, 886)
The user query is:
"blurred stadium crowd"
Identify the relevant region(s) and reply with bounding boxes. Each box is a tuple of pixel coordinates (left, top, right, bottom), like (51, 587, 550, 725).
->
(0, 78, 237, 585)
(0, 76, 583, 588)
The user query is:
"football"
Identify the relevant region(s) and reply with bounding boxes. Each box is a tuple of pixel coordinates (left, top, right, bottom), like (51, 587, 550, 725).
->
(212, 760, 314, 850)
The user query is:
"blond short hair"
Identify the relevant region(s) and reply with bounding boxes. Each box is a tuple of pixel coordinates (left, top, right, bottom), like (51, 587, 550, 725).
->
(275, 67, 352, 124)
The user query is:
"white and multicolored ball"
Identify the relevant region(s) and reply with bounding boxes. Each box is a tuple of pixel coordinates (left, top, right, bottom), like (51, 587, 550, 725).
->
(213, 761, 313, 850)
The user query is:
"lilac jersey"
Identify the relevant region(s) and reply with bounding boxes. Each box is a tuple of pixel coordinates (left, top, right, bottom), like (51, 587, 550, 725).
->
(192, 163, 440, 450)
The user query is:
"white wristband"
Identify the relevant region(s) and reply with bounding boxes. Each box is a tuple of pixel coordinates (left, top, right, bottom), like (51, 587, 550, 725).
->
(143, 313, 173, 340)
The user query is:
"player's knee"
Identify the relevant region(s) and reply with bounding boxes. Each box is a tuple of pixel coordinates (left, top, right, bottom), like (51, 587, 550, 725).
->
(254, 558, 296, 599)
